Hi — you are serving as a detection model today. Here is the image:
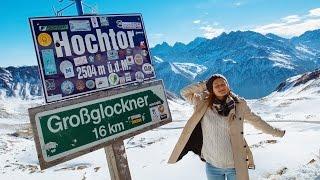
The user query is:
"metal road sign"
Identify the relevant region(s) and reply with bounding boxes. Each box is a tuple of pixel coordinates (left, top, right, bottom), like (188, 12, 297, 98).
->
(28, 80, 171, 169)
(29, 14, 155, 103)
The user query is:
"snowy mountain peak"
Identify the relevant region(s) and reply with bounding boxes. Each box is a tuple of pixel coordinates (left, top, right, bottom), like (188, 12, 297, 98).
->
(221, 30, 265, 40)
(173, 42, 186, 48)
(151, 29, 320, 98)
(265, 33, 289, 42)
(169, 62, 207, 79)
(274, 69, 320, 96)
(297, 29, 320, 39)
(186, 37, 208, 48)
(153, 42, 171, 50)
(291, 29, 320, 51)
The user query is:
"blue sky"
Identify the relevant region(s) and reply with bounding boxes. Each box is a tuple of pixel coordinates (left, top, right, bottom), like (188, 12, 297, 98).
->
(1, 0, 320, 67)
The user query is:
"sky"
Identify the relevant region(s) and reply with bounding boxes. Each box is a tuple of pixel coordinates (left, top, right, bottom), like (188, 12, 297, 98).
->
(1, 0, 320, 67)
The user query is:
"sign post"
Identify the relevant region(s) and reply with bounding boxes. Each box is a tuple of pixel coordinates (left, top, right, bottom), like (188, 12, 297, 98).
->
(29, 13, 168, 180)
(74, 0, 84, 16)
(105, 141, 131, 180)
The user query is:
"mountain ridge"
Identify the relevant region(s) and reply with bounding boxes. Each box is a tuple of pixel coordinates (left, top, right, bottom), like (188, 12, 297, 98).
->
(151, 29, 320, 98)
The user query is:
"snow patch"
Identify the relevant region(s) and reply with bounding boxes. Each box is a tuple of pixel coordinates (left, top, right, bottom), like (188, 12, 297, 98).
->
(269, 52, 295, 69)
(169, 63, 181, 74)
(295, 44, 317, 56)
(222, 58, 237, 64)
(153, 56, 164, 63)
(171, 62, 207, 79)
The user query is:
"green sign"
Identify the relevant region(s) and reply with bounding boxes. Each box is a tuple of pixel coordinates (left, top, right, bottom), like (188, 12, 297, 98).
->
(30, 80, 171, 167)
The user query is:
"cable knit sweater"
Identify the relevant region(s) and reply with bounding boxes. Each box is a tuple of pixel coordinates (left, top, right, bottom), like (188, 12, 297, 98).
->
(201, 107, 235, 168)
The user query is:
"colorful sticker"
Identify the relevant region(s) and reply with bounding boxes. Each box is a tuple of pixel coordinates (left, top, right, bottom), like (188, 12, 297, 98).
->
(69, 20, 91, 32)
(157, 104, 168, 120)
(95, 77, 109, 89)
(44, 142, 58, 153)
(95, 54, 102, 61)
(142, 63, 154, 75)
(126, 48, 133, 56)
(141, 50, 148, 57)
(60, 60, 75, 78)
(61, 80, 74, 95)
(135, 71, 144, 82)
(108, 73, 119, 86)
(158, 105, 165, 113)
(99, 16, 109, 26)
(45, 79, 56, 91)
(107, 50, 119, 60)
(140, 41, 146, 49)
(128, 114, 144, 125)
(118, 21, 142, 29)
(88, 55, 94, 63)
(126, 56, 134, 65)
(118, 50, 126, 59)
(37, 33, 52, 47)
(39, 25, 68, 31)
(91, 17, 99, 28)
(119, 76, 125, 84)
(86, 80, 95, 89)
(73, 56, 88, 66)
(76, 80, 85, 91)
(135, 31, 144, 35)
(125, 72, 132, 82)
(116, 20, 122, 28)
(150, 106, 161, 121)
(47, 94, 62, 102)
(134, 54, 144, 65)
(41, 49, 57, 75)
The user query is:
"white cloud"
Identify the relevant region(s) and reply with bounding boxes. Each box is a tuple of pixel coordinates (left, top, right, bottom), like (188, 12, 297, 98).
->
(193, 20, 201, 24)
(200, 25, 225, 39)
(194, 20, 224, 38)
(308, 8, 320, 17)
(254, 8, 320, 37)
(281, 15, 301, 23)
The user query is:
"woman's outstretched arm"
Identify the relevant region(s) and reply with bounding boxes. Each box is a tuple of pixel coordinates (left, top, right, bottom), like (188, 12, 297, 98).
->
(241, 99, 285, 137)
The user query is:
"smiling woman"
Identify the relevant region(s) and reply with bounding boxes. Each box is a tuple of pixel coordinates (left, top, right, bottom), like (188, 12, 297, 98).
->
(168, 74, 286, 180)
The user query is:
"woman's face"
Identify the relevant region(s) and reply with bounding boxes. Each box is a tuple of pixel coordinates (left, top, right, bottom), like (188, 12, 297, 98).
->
(212, 78, 230, 97)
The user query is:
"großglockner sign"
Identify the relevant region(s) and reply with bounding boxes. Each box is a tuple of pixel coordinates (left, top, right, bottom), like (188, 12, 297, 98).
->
(29, 14, 155, 103)
(28, 80, 171, 170)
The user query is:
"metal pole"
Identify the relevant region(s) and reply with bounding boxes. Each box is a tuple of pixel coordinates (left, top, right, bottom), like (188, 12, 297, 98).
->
(75, 0, 84, 15)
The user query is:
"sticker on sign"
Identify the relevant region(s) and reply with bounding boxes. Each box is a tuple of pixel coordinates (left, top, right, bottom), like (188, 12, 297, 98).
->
(28, 80, 171, 170)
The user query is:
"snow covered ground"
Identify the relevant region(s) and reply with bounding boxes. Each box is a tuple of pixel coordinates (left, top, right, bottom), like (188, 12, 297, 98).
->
(0, 82, 320, 180)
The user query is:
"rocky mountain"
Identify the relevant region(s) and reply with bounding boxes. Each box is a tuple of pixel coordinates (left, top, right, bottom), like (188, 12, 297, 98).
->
(0, 66, 42, 99)
(151, 30, 320, 98)
(274, 68, 320, 95)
